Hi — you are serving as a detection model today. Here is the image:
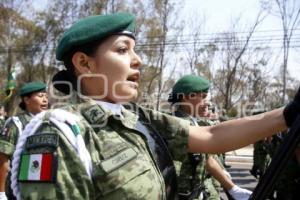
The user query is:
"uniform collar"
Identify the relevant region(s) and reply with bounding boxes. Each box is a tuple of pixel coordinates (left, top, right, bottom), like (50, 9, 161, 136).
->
(175, 110, 199, 126)
(94, 100, 123, 118)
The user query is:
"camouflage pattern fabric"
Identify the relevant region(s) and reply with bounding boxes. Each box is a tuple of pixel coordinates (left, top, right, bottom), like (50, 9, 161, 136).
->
(0, 112, 32, 200)
(177, 153, 207, 196)
(16, 97, 190, 200)
(203, 178, 220, 200)
(174, 111, 220, 200)
(0, 112, 32, 156)
(253, 140, 272, 176)
(0, 118, 4, 130)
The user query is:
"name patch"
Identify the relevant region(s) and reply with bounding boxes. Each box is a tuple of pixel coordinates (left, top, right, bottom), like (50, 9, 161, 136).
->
(100, 148, 137, 173)
(26, 133, 59, 149)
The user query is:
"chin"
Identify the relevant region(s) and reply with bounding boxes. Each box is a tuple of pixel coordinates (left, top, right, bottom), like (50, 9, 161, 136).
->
(113, 88, 138, 102)
(117, 94, 138, 103)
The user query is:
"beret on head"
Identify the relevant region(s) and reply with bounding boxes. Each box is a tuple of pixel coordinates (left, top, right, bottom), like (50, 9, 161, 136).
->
(19, 82, 47, 97)
(19, 81, 47, 110)
(168, 75, 210, 103)
(56, 12, 136, 61)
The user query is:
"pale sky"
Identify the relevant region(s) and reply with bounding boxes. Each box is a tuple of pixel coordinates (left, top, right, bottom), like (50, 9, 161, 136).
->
(182, 0, 300, 81)
(30, 0, 300, 81)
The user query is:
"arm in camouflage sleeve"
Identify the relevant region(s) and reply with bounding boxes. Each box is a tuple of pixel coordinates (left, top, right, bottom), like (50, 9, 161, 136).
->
(189, 108, 287, 154)
(12, 110, 94, 200)
(0, 119, 19, 195)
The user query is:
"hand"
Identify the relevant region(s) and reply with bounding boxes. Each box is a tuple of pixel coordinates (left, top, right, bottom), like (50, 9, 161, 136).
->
(284, 87, 300, 127)
(228, 185, 252, 200)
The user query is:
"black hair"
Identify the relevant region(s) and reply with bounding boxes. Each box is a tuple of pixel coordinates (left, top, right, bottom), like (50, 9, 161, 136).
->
(169, 92, 201, 104)
(19, 102, 26, 111)
(168, 93, 185, 104)
(54, 39, 105, 94)
(62, 39, 105, 69)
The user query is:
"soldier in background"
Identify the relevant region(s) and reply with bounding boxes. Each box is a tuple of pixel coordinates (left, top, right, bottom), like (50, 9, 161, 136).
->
(0, 82, 48, 200)
(201, 108, 233, 199)
(250, 110, 272, 179)
(213, 108, 231, 169)
(250, 138, 272, 179)
(169, 75, 252, 200)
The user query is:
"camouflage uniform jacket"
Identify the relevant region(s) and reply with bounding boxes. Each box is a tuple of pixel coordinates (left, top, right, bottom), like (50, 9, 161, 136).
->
(0, 118, 5, 131)
(16, 97, 190, 200)
(0, 112, 32, 157)
(174, 111, 207, 195)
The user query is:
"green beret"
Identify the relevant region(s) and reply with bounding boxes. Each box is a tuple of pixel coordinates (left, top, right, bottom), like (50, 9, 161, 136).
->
(19, 82, 47, 96)
(56, 12, 136, 61)
(169, 75, 210, 103)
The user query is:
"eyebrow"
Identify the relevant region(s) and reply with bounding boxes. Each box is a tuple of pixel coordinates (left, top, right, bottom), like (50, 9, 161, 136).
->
(115, 38, 134, 46)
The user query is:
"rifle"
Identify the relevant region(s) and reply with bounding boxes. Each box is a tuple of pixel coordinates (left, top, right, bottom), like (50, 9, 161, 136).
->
(250, 115, 300, 200)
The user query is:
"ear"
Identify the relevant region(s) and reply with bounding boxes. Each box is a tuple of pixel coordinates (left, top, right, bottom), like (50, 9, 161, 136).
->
(72, 52, 94, 74)
(23, 96, 30, 106)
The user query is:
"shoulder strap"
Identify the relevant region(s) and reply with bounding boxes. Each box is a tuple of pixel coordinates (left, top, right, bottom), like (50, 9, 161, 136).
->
(11, 117, 23, 135)
(17, 113, 31, 128)
(2, 117, 23, 136)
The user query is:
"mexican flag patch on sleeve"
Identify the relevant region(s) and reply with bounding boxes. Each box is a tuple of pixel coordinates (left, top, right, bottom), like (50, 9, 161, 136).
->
(18, 153, 57, 182)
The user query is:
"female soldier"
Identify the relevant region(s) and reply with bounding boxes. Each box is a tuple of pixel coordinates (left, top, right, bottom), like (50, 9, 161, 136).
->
(0, 82, 48, 200)
(10, 12, 299, 200)
(169, 75, 251, 200)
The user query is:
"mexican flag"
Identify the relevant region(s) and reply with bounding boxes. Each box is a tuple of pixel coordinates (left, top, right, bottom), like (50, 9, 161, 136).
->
(18, 153, 56, 182)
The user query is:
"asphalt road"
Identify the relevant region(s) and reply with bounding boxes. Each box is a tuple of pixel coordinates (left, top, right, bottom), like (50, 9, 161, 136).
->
(221, 162, 258, 200)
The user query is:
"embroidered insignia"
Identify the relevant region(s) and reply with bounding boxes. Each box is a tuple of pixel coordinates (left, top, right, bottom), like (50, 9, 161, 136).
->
(83, 106, 105, 124)
(25, 133, 59, 149)
(18, 153, 57, 182)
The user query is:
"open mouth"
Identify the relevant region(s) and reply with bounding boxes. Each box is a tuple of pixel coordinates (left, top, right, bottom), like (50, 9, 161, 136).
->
(40, 104, 48, 110)
(127, 73, 140, 89)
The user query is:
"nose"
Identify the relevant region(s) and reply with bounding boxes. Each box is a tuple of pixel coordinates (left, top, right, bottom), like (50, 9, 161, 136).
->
(43, 95, 48, 102)
(131, 51, 142, 69)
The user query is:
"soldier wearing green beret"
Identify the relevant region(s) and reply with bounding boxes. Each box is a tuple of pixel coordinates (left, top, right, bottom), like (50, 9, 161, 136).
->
(250, 139, 272, 179)
(0, 82, 48, 200)
(249, 110, 272, 179)
(8, 12, 300, 200)
(169, 75, 251, 200)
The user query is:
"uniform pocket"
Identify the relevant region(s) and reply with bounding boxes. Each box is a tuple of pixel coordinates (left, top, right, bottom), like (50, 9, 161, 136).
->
(93, 148, 151, 196)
